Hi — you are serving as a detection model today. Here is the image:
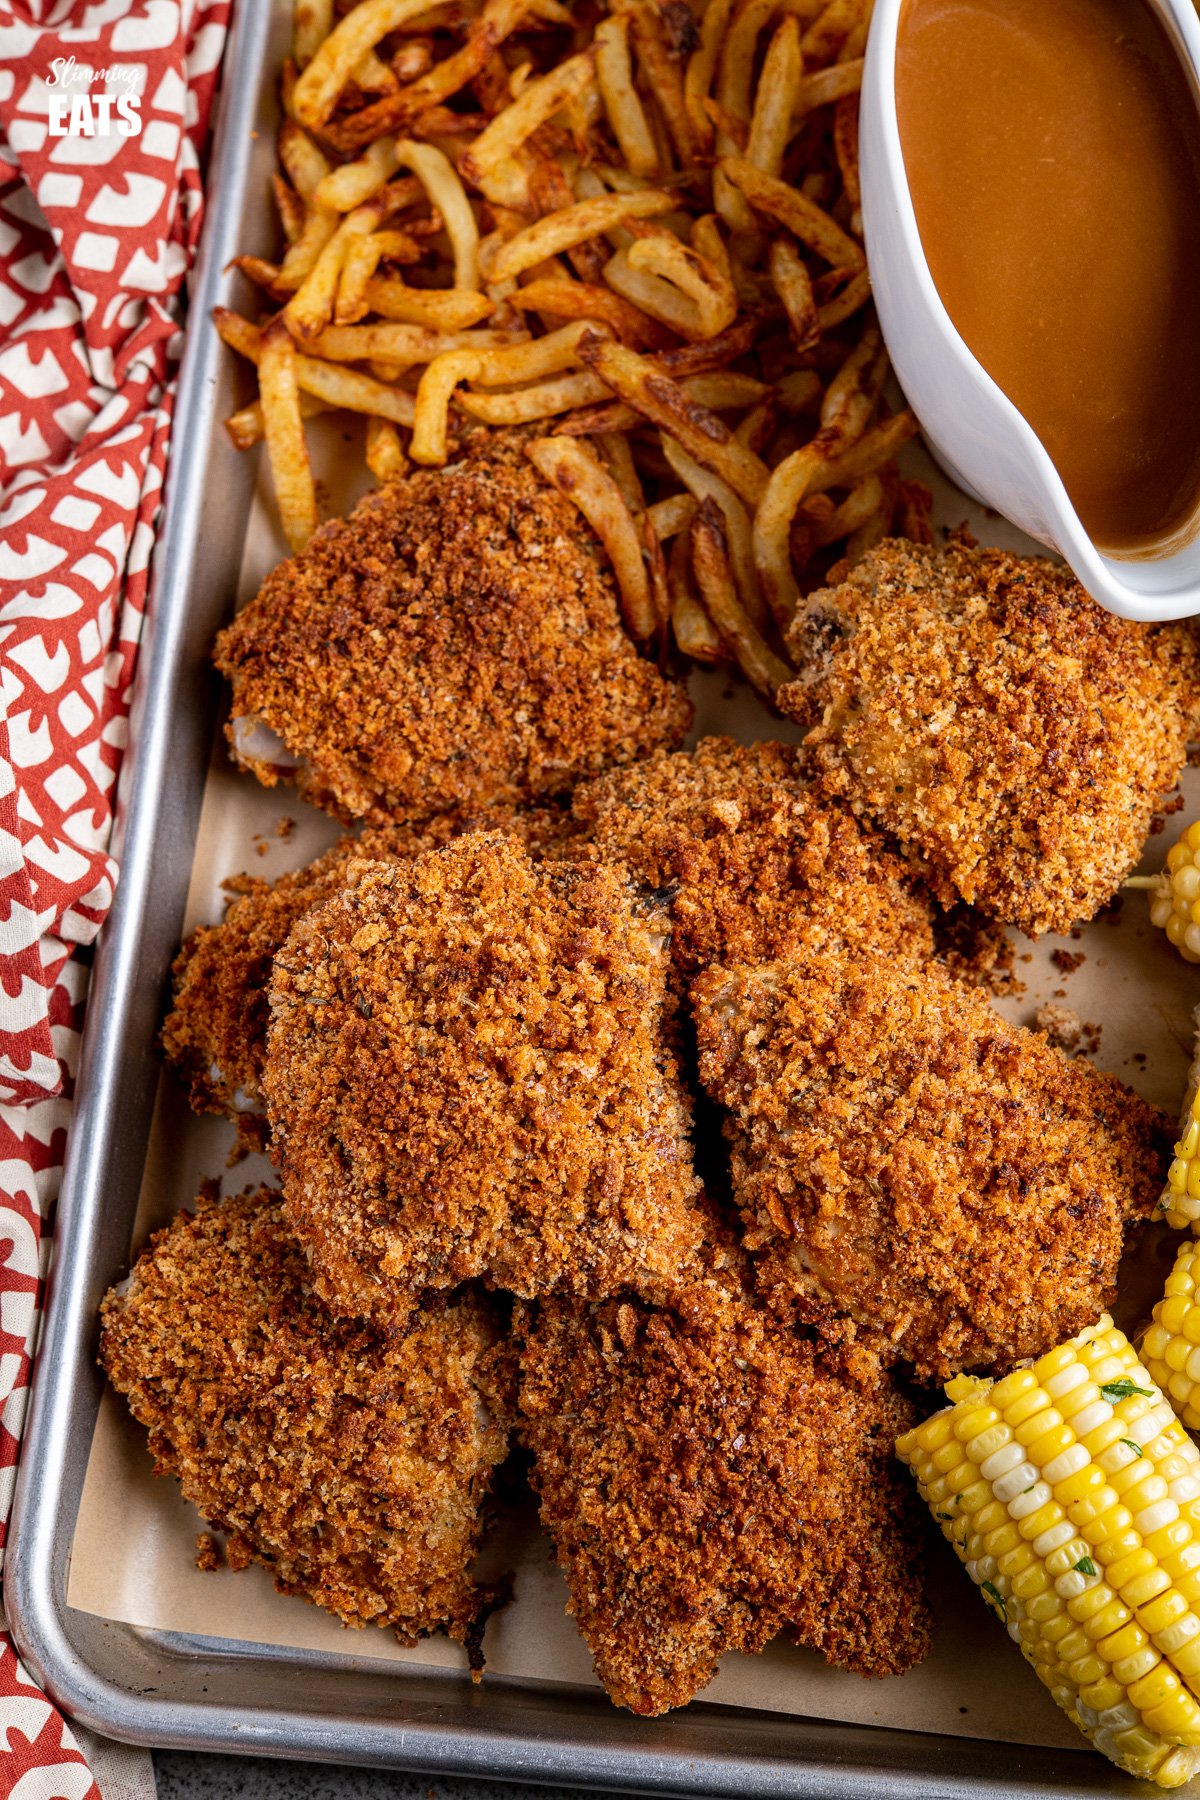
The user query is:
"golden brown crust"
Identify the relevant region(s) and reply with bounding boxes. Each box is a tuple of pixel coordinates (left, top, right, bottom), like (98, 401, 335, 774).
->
(214, 434, 692, 825)
(779, 540, 1199, 935)
(100, 1186, 511, 1647)
(567, 736, 936, 980)
(264, 832, 706, 1326)
(516, 1263, 931, 1715)
(692, 951, 1170, 1380)
(161, 804, 573, 1123)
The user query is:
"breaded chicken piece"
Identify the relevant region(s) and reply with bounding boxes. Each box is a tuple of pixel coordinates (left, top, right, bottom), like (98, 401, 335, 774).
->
(693, 951, 1170, 1380)
(778, 540, 1200, 935)
(516, 1256, 931, 1715)
(100, 1186, 511, 1653)
(161, 803, 571, 1130)
(568, 737, 935, 981)
(214, 434, 692, 825)
(264, 832, 705, 1326)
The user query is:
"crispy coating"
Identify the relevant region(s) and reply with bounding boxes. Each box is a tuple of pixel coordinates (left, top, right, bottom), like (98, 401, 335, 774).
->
(516, 1259, 931, 1715)
(779, 540, 1200, 935)
(161, 803, 571, 1125)
(568, 736, 935, 981)
(264, 832, 706, 1326)
(100, 1186, 511, 1648)
(214, 434, 692, 825)
(693, 951, 1170, 1380)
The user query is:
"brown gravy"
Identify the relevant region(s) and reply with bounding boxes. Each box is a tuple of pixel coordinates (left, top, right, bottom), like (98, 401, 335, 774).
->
(896, 0, 1200, 556)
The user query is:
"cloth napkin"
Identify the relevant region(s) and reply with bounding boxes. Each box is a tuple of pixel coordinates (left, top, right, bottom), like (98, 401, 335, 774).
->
(0, 0, 231, 1791)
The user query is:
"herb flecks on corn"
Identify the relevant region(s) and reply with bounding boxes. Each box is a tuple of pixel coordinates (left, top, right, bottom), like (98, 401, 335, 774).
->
(1162, 1088, 1200, 1230)
(896, 1315, 1200, 1788)
(1138, 820, 1200, 962)
(1144, 1239, 1200, 1432)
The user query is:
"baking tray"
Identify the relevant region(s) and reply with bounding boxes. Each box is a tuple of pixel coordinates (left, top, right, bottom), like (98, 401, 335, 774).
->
(2, 3, 1182, 1791)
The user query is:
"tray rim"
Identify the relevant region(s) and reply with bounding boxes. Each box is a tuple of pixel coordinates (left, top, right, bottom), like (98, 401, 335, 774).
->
(0, 7, 1173, 1794)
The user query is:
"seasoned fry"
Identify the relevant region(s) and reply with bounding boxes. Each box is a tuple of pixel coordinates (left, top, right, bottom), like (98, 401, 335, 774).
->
(334, 229, 423, 321)
(662, 434, 767, 630)
(690, 498, 792, 699)
(307, 321, 519, 364)
(720, 155, 866, 269)
(668, 526, 722, 661)
(489, 191, 676, 285)
(277, 120, 331, 202)
(365, 414, 408, 479)
(314, 137, 399, 211)
(364, 277, 494, 329)
(628, 3, 693, 164)
(272, 176, 305, 245)
(394, 138, 480, 290)
(292, 0, 333, 70)
(596, 14, 658, 179)
(745, 16, 802, 180)
(258, 320, 318, 554)
(509, 277, 668, 347)
(576, 334, 770, 506)
(817, 265, 871, 330)
(769, 237, 820, 352)
(526, 436, 657, 641)
(224, 392, 332, 452)
(626, 222, 737, 338)
(792, 57, 864, 117)
(456, 371, 610, 424)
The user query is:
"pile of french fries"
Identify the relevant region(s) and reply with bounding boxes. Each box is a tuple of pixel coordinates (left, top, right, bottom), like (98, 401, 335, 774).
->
(216, 0, 932, 697)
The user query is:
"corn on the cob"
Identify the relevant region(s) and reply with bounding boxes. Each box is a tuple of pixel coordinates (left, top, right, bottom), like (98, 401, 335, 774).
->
(1143, 1239, 1200, 1432)
(1162, 1081, 1200, 1230)
(896, 1315, 1200, 1788)
(1136, 820, 1200, 962)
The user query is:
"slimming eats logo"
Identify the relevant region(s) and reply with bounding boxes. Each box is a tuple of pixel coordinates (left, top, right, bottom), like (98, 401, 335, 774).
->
(46, 57, 142, 138)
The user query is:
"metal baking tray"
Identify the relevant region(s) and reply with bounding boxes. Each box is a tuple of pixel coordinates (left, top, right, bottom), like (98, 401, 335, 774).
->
(1, 4, 1171, 1791)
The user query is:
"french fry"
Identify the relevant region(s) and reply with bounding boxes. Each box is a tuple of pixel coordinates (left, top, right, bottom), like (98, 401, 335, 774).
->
(834, 92, 862, 210)
(365, 414, 408, 479)
(525, 436, 657, 641)
(508, 276, 671, 347)
(648, 491, 698, 540)
(364, 277, 494, 329)
(595, 14, 658, 179)
(690, 498, 792, 700)
(335, 229, 424, 321)
(272, 176, 305, 245)
(626, 220, 737, 338)
(291, 0, 437, 129)
(817, 265, 872, 330)
(897, 477, 935, 545)
(801, 0, 866, 65)
(314, 137, 400, 211)
(231, 254, 284, 294)
(488, 191, 676, 284)
(684, 0, 736, 149)
(278, 120, 331, 202)
(283, 203, 385, 339)
(575, 333, 770, 507)
(292, 354, 417, 425)
(769, 236, 820, 352)
(603, 247, 710, 339)
(792, 58, 864, 118)
(455, 370, 610, 423)
(804, 472, 884, 547)
(223, 391, 332, 452)
(628, 3, 693, 164)
(394, 138, 481, 289)
(662, 433, 768, 630)
(810, 409, 919, 490)
(745, 16, 802, 181)
(554, 371, 767, 436)
(293, 0, 334, 71)
(276, 201, 340, 292)
(670, 525, 724, 662)
(258, 319, 319, 553)
(307, 322, 522, 363)
(597, 428, 645, 516)
(720, 155, 866, 269)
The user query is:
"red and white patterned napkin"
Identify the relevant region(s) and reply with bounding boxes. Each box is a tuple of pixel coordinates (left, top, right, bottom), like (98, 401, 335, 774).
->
(0, 1, 231, 1791)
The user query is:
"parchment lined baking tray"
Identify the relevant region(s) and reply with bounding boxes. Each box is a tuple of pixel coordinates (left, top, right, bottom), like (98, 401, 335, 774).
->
(6, 2, 1198, 1790)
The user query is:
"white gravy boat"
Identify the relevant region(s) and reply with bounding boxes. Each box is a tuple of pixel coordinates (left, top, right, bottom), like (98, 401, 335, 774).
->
(860, 0, 1200, 621)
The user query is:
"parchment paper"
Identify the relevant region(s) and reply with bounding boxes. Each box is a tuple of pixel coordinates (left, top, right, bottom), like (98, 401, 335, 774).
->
(66, 434, 1200, 1754)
